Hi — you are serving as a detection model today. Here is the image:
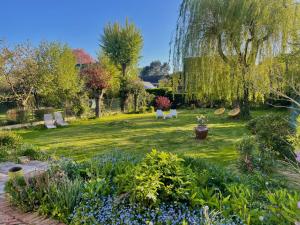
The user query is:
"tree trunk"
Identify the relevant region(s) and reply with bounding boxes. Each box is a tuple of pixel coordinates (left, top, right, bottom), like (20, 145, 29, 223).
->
(120, 64, 127, 112)
(134, 93, 138, 112)
(33, 92, 40, 109)
(240, 68, 251, 119)
(95, 89, 104, 118)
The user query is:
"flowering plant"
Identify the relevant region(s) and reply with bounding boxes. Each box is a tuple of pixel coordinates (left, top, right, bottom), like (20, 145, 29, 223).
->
(155, 96, 171, 111)
(196, 115, 208, 126)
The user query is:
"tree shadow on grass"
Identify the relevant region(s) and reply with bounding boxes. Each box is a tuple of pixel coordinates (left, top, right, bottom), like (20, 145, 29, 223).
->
(18, 109, 251, 165)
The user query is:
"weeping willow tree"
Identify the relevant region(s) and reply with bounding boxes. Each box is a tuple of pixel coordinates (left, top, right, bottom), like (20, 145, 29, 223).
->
(174, 0, 300, 117)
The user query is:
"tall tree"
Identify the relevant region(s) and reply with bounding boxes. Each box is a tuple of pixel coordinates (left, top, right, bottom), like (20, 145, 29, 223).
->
(0, 42, 39, 109)
(100, 19, 143, 112)
(98, 53, 120, 96)
(126, 77, 145, 112)
(174, 0, 300, 117)
(36, 41, 83, 108)
(81, 64, 111, 118)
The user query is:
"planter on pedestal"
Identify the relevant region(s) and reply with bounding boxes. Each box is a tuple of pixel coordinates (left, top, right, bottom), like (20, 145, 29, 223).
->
(195, 125, 208, 140)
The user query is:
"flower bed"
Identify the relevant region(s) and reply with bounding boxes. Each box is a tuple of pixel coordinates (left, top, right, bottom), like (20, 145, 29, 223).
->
(5, 150, 300, 224)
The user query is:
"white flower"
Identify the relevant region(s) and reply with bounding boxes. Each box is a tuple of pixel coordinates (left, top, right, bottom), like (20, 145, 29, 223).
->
(265, 182, 269, 185)
(259, 216, 264, 221)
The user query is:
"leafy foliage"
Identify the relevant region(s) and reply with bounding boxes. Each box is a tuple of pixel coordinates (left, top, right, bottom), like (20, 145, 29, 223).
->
(80, 63, 111, 117)
(247, 113, 295, 160)
(35, 41, 83, 109)
(0, 131, 47, 162)
(236, 136, 257, 172)
(174, 0, 300, 117)
(155, 96, 171, 110)
(72, 48, 95, 65)
(117, 150, 195, 206)
(5, 150, 300, 224)
(101, 19, 143, 74)
(140, 60, 170, 84)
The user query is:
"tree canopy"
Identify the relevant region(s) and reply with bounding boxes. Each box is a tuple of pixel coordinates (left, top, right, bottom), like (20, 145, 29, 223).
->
(36, 41, 83, 108)
(100, 19, 143, 77)
(0, 41, 84, 111)
(174, 0, 300, 116)
(140, 60, 170, 84)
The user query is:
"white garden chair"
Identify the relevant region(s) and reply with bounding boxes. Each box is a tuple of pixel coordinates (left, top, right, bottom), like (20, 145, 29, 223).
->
(44, 114, 56, 129)
(165, 109, 178, 119)
(156, 109, 165, 119)
(170, 109, 177, 118)
(54, 112, 68, 126)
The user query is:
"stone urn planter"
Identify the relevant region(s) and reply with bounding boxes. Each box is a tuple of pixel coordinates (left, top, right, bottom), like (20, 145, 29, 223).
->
(195, 125, 208, 140)
(195, 115, 208, 140)
(8, 166, 24, 180)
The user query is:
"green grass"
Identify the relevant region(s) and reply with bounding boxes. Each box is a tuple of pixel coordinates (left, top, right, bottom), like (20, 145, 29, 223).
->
(16, 108, 282, 166)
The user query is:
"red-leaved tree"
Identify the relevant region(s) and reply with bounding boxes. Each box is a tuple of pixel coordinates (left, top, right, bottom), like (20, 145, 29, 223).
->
(156, 96, 171, 111)
(81, 64, 111, 117)
(73, 49, 95, 65)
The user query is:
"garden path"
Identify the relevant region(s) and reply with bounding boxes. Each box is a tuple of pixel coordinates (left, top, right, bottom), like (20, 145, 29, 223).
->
(0, 161, 64, 225)
(0, 196, 65, 225)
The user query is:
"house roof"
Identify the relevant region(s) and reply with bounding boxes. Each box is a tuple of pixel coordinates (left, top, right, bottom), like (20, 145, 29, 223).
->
(73, 49, 95, 65)
(143, 81, 156, 89)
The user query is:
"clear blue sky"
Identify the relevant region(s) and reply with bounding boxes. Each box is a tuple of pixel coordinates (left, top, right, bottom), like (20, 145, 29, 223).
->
(0, 0, 181, 67)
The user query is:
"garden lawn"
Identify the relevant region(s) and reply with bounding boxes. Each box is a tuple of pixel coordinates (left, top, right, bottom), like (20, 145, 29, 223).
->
(16, 109, 283, 166)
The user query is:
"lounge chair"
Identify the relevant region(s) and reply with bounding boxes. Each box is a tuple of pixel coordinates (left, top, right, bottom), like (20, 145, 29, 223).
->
(228, 108, 240, 118)
(54, 112, 68, 126)
(214, 108, 225, 115)
(166, 109, 178, 119)
(44, 114, 56, 129)
(156, 110, 165, 119)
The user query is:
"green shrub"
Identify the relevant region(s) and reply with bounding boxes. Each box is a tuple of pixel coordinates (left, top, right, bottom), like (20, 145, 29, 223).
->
(34, 108, 54, 121)
(20, 144, 48, 161)
(0, 131, 22, 147)
(117, 149, 195, 206)
(146, 88, 170, 97)
(51, 159, 80, 180)
(247, 114, 295, 160)
(38, 178, 82, 223)
(0, 131, 22, 162)
(138, 106, 147, 114)
(183, 157, 239, 192)
(147, 106, 155, 113)
(236, 136, 257, 172)
(224, 184, 259, 225)
(264, 189, 300, 223)
(236, 136, 277, 173)
(70, 94, 91, 118)
(5, 176, 32, 210)
(0, 131, 47, 162)
(87, 151, 138, 182)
